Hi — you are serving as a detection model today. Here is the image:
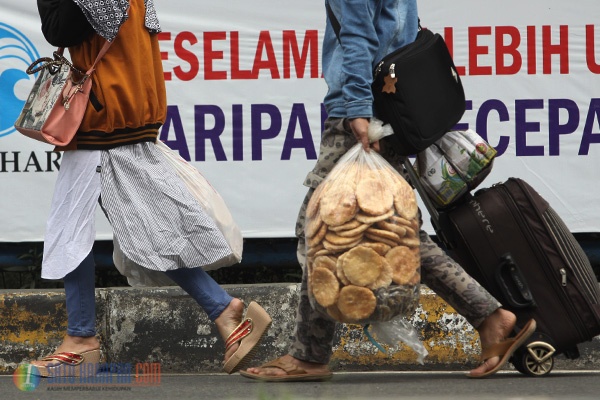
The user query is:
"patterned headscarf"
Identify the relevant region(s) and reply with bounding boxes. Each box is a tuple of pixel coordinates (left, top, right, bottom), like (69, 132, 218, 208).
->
(73, 0, 161, 42)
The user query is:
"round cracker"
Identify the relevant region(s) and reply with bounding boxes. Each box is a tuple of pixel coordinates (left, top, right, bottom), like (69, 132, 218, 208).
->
(307, 222, 328, 248)
(385, 246, 420, 285)
(376, 219, 408, 237)
(367, 258, 393, 290)
(397, 236, 420, 248)
(319, 184, 358, 226)
(314, 248, 333, 257)
(355, 176, 394, 215)
(389, 215, 418, 237)
(329, 219, 361, 232)
(341, 246, 384, 287)
(391, 175, 419, 220)
(389, 215, 413, 227)
(322, 237, 362, 253)
(307, 243, 325, 257)
(364, 233, 398, 248)
(365, 227, 402, 243)
(326, 303, 347, 322)
(306, 182, 327, 220)
(407, 271, 421, 286)
(355, 209, 395, 224)
(310, 267, 340, 307)
(325, 231, 363, 245)
(357, 241, 391, 256)
(305, 216, 324, 238)
(313, 255, 337, 273)
(336, 223, 370, 238)
(404, 224, 417, 238)
(337, 285, 377, 321)
(335, 252, 351, 285)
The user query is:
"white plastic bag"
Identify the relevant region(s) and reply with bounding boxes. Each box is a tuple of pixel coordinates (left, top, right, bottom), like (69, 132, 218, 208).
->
(112, 141, 243, 286)
(113, 238, 176, 286)
(366, 316, 428, 364)
(155, 140, 243, 266)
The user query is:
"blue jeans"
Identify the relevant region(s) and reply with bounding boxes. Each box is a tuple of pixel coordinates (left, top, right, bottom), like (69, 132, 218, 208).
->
(63, 251, 233, 336)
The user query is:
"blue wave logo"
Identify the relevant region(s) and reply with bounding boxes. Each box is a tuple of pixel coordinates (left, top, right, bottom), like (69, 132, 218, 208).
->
(0, 23, 39, 137)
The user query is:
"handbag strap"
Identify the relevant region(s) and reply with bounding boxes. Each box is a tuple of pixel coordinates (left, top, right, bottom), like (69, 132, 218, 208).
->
(59, 5, 129, 76)
(85, 39, 114, 75)
(26, 33, 116, 78)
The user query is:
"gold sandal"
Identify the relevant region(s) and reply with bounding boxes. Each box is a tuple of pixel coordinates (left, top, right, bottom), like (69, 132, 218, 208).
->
(222, 301, 272, 374)
(32, 349, 102, 378)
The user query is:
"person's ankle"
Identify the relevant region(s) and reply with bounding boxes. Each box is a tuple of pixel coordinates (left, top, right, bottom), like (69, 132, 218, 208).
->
(477, 308, 516, 347)
(59, 334, 100, 351)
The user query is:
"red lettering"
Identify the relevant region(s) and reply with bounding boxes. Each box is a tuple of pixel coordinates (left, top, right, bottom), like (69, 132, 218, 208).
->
(469, 26, 493, 75)
(495, 26, 522, 75)
(444, 27, 466, 76)
(204, 31, 227, 80)
(157, 32, 171, 81)
(542, 25, 569, 74)
(173, 31, 199, 81)
(252, 31, 280, 79)
(282, 30, 319, 78)
(527, 26, 537, 75)
(586, 25, 600, 74)
(230, 31, 253, 79)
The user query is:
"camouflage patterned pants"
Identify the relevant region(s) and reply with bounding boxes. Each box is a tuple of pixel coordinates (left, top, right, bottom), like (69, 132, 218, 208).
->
(288, 118, 502, 364)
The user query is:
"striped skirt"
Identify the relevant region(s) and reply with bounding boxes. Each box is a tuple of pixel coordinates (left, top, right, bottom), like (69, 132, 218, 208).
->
(42, 142, 232, 280)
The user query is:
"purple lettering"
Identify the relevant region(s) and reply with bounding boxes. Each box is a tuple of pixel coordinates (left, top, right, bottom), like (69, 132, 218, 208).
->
(281, 103, 317, 160)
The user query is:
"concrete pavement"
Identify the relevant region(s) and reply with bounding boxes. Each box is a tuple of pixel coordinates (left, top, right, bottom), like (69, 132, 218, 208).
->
(3, 370, 600, 399)
(2, 283, 600, 376)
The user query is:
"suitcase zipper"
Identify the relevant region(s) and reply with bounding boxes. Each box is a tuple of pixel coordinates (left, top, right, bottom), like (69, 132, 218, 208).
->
(559, 268, 567, 286)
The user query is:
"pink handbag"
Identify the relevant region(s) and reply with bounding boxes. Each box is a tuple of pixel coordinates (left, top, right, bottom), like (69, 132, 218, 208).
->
(14, 41, 113, 146)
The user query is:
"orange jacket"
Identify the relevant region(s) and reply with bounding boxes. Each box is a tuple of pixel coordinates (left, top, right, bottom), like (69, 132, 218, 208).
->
(60, 0, 166, 150)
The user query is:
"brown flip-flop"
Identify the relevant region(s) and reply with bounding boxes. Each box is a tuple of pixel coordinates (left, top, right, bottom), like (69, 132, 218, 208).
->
(222, 301, 272, 374)
(468, 318, 537, 378)
(239, 357, 333, 382)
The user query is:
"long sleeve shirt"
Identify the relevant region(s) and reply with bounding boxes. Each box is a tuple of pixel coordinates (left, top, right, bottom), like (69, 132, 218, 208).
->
(322, 0, 419, 119)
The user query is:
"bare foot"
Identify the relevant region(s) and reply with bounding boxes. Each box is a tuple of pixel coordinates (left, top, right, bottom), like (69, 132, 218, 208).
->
(467, 308, 517, 377)
(214, 298, 245, 363)
(244, 354, 331, 378)
(30, 334, 100, 368)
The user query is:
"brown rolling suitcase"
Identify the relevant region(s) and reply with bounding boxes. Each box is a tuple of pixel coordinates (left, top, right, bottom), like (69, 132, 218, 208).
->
(405, 161, 600, 376)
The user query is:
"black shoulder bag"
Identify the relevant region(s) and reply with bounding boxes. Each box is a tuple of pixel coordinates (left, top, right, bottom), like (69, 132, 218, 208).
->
(326, 3, 466, 155)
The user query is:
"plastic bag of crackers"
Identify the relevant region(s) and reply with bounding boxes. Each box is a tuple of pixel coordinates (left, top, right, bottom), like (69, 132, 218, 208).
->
(305, 138, 421, 325)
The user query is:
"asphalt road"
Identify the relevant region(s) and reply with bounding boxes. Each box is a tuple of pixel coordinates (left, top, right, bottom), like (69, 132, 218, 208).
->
(4, 370, 600, 400)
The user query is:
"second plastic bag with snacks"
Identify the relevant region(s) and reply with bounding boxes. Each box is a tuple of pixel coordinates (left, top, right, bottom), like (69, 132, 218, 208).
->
(305, 120, 427, 361)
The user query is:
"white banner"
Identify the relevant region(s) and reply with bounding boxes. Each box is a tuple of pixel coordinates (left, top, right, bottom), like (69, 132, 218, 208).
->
(1, 0, 599, 242)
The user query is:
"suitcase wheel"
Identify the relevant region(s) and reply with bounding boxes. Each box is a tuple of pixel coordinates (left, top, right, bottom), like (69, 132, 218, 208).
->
(511, 341, 556, 377)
